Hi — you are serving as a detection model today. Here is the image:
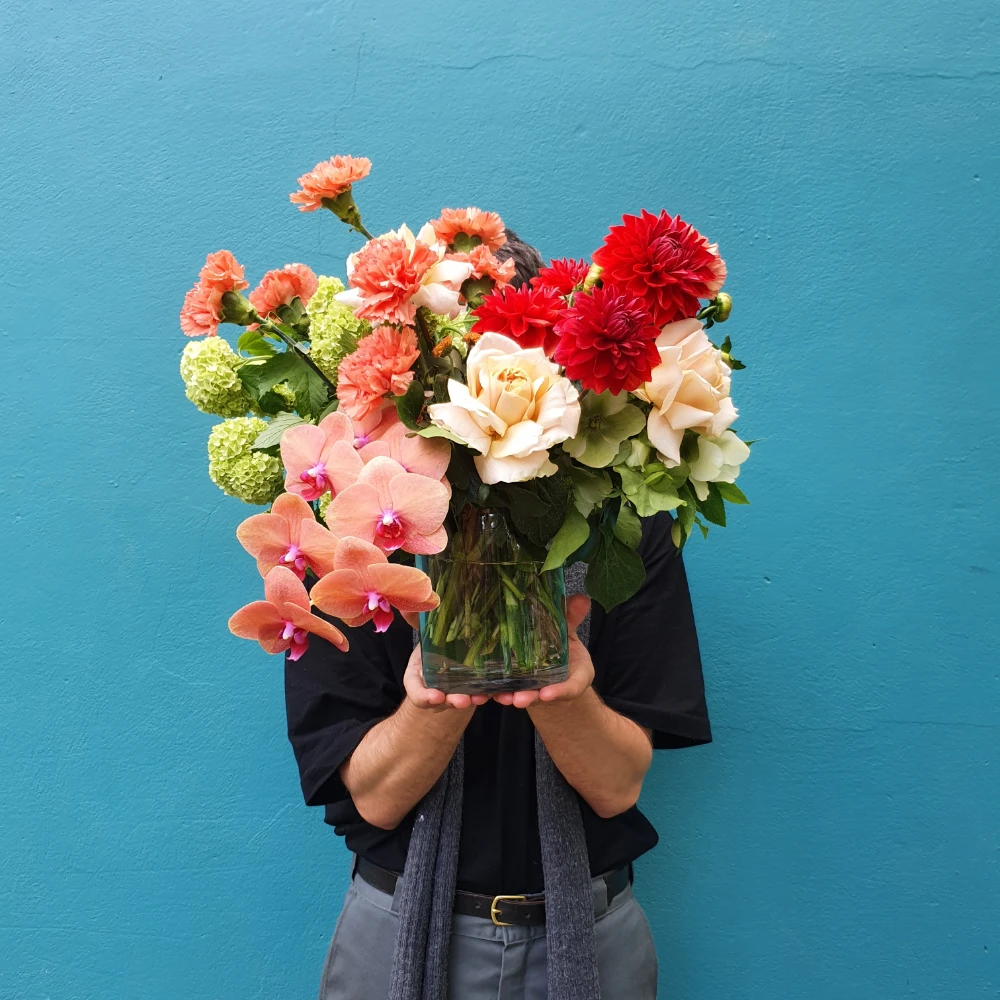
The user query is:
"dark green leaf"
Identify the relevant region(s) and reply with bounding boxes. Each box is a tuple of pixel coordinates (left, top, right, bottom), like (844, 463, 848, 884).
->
(316, 398, 340, 422)
(695, 517, 710, 539)
(498, 477, 571, 547)
(252, 411, 308, 450)
(395, 379, 425, 430)
(676, 484, 697, 536)
(696, 482, 727, 527)
(716, 481, 750, 505)
(237, 351, 303, 399)
(286, 365, 331, 418)
(585, 528, 647, 611)
(613, 502, 642, 549)
(542, 506, 590, 572)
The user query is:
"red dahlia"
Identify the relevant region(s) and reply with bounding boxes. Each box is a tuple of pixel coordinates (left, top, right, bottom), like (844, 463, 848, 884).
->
(552, 285, 661, 395)
(530, 258, 590, 296)
(471, 284, 565, 353)
(592, 209, 727, 326)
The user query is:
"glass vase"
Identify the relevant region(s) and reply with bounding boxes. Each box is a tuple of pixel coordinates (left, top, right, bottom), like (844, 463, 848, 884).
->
(417, 507, 569, 695)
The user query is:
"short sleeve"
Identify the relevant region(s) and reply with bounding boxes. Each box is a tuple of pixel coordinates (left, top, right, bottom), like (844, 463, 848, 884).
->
(590, 510, 712, 750)
(284, 607, 406, 813)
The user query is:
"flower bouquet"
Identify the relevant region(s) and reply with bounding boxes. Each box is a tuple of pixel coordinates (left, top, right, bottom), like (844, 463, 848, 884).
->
(179, 155, 751, 694)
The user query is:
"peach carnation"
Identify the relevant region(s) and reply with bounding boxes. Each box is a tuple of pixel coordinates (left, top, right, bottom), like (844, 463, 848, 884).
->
(448, 245, 516, 287)
(249, 263, 319, 318)
(336, 224, 473, 325)
(430, 207, 507, 252)
(180, 250, 249, 337)
(336, 326, 421, 421)
(290, 155, 371, 212)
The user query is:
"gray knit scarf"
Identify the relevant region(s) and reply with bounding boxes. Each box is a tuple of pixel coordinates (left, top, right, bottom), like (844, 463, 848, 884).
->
(388, 563, 598, 1000)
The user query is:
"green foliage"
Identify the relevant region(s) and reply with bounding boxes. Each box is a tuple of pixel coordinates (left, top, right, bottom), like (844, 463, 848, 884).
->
(238, 350, 331, 419)
(696, 482, 727, 527)
(569, 466, 614, 516)
(415, 425, 466, 445)
(251, 412, 307, 451)
(542, 506, 590, 572)
(394, 378, 425, 430)
(615, 464, 683, 517)
(613, 502, 642, 549)
(716, 481, 750, 504)
(563, 390, 646, 468)
(493, 476, 571, 548)
(237, 329, 278, 357)
(585, 523, 646, 611)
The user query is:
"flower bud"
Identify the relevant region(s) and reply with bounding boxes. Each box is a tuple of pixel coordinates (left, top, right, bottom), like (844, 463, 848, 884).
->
(712, 292, 732, 323)
(582, 263, 603, 291)
(219, 290, 257, 327)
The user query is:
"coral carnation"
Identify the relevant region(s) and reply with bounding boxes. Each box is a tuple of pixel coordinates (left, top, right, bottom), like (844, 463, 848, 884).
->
(290, 155, 371, 212)
(337, 224, 473, 326)
(531, 258, 590, 296)
(553, 285, 661, 395)
(249, 263, 319, 318)
(447, 244, 516, 287)
(430, 207, 507, 252)
(471, 284, 565, 354)
(180, 250, 249, 337)
(336, 326, 421, 421)
(592, 210, 727, 325)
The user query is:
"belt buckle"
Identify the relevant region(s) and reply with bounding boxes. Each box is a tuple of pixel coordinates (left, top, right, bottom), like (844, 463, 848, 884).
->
(490, 894, 527, 926)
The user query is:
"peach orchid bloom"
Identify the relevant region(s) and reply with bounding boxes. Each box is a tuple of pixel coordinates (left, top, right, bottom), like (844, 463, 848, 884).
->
(228, 565, 348, 659)
(358, 412, 451, 481)
(236, 493, 339, 580)
(310, 537, 439, 633)
(327, 456, 449, 555)
(280, 411, 364, 502)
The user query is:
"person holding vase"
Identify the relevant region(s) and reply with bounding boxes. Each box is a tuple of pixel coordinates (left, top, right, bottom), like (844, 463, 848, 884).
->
(284, 234, 712, 1000)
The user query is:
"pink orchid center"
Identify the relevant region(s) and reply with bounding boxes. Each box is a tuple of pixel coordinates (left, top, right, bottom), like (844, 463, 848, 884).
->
(280, 620, 310, 661)
(281, 543, 308, 578)
(366, 591, 394, 633)
(354, 432, 372, 448)
(299, 461, 329, 496)
(374, 509, 404, 550)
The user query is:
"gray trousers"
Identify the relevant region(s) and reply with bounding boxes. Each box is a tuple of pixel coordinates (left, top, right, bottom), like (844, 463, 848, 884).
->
(319, 870, 658, 999)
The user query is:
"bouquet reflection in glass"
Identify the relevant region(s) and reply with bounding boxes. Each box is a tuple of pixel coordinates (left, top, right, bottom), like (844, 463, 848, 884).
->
(418, 508, 568, 695)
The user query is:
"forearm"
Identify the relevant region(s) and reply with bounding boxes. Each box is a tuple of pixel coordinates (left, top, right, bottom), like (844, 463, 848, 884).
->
(341, 699, 472, 829)
(528, 689, 652, 819)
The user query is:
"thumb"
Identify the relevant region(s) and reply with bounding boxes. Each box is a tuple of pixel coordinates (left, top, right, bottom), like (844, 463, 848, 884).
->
(565, 593, 592, 637)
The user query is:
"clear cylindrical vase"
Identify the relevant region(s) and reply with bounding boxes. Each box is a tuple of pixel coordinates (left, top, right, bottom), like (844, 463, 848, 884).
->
(417, 507, 569, 695)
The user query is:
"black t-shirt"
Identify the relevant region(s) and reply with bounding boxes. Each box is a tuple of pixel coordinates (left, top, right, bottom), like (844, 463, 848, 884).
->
(284, 509, 711, 895)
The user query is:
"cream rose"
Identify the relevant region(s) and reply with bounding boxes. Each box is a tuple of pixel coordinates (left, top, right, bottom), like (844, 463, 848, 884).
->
(687, 430, 751, 500)
(634, 318, 737, 466)
(427, 333, 581, 484)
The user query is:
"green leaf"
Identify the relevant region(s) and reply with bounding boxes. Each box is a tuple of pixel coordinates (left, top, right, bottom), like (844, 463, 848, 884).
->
(695, 517, 710, 540)
(238, 351, 303, 399)
(237, 329, 278, 357)
(414, 425, 465, 445)
(585, 528, 646, 611)
(615, 464, 683, 517)
(696, 482, 727, 527)
(497, 477, 571, 547)
(316, 398, 340, 422)
(252, 411, 308, 450)
(542, 506, 591, 572)
(286, 365, 331, 418)
(613, 502, 642, 549)
(569, 466, 613, 516)
(716, 481, 750, 504)
(395, 379, 425, 430)
(676, 484, 697, 537)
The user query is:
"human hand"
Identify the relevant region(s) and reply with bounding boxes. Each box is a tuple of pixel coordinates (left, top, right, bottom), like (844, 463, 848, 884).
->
(491, 593, 594, 710)
(402, 638, 490, 711)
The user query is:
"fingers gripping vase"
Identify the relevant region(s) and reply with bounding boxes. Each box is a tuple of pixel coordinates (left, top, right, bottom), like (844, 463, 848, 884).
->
(417, 507, 569, 695)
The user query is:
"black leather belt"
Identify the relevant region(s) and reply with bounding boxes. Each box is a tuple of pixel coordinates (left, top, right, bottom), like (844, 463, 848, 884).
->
(354, 856, 631, 927)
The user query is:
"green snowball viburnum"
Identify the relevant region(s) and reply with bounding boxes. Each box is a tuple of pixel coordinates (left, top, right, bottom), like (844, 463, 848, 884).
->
(307, 275, 370, 382)
(207, 416, 284, 505)
(563, 390, 647, 469)
(179, 337, 254, 418)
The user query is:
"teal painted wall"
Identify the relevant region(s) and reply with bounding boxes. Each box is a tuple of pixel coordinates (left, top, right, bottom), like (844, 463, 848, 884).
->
(2, 1, 997, 997)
